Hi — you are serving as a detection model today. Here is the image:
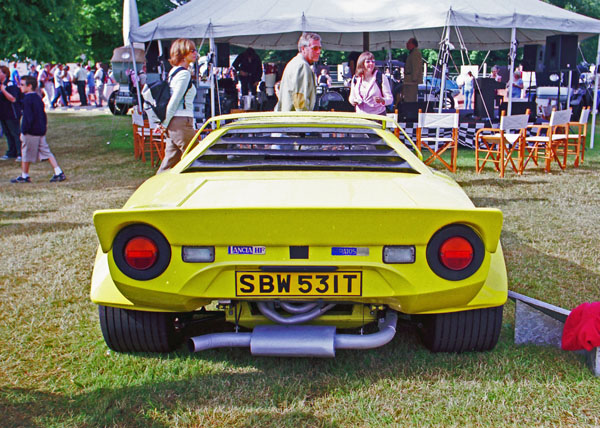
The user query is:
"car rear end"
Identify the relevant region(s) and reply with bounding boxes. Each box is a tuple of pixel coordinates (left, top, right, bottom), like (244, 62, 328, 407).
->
(91, 112, 507, 355)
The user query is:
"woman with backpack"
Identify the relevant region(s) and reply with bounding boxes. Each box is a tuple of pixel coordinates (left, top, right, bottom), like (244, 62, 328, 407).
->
(348, 51, 393, 115)
(155, 38, 197, 174)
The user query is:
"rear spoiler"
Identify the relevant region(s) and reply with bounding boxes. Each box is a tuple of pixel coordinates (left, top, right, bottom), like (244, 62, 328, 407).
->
(94, 207, 502, 254)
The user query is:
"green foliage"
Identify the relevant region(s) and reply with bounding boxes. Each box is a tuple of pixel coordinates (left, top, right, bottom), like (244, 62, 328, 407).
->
(0, 0, 81, 62)
(77, 0, 173, 63)
(0, 0, 172, 64)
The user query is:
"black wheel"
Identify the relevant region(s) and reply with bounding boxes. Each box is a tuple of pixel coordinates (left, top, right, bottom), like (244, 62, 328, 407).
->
(418, 305, 503, 353)
(443, 93, 455, 109)
(108, 91, 128, 115)
(98, 305, 183, 352)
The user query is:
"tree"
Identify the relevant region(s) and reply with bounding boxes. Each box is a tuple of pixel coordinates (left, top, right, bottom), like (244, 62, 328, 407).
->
(78, 0, 174, 63)
(0, 0, 173, 64)
(0, 0, 81, 62)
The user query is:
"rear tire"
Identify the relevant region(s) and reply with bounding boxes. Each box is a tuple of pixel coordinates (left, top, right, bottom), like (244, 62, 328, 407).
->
(108, 91, 128, 115)
(418, 306, 503, 353)
(98, 305, 183, 353)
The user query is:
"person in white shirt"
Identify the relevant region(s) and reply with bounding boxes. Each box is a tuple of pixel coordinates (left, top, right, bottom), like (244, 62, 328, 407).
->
(50, 64, 68, 108)
(38, 64, 55, 107)
(74, 63, 88, 106)
(155, 38, 198, 174)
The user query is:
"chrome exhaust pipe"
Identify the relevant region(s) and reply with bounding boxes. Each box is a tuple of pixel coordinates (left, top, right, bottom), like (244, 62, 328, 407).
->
(188, 332, 251, 353)
(335, 310, 397, 350)
(187, 310, 398, 356)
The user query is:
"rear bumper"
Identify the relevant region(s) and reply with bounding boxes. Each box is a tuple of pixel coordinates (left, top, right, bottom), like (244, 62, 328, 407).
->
(91, 243, 507, 315)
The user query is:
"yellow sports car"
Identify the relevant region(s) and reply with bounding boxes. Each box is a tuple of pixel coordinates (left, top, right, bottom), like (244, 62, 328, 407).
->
(92, 112, 506, 357)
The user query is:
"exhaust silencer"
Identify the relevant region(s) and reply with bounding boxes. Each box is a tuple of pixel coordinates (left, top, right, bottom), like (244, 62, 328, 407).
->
(188, 310, 398, 357)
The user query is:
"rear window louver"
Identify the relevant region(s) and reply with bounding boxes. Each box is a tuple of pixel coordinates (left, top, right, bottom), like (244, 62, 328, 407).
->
(186, 132, 415, 172)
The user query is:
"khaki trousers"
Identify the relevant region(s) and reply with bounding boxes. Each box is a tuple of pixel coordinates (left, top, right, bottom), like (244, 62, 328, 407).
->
(157, 116, 196, 174)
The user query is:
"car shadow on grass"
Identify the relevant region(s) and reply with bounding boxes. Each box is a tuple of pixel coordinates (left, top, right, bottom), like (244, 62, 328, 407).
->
(470, 196, 548, 207)
(0, 209, 56, 221)
(501, 230, 600, 307)
(0, 221, 87, 238)
(456, 178, 551, 187)
(0, 313, 590, 427)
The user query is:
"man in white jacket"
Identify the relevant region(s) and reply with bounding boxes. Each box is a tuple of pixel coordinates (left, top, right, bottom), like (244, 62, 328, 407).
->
(275, 33, 321, 111)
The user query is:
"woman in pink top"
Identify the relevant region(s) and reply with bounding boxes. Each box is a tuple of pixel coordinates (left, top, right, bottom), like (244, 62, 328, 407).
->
(348, 52, 393, 115)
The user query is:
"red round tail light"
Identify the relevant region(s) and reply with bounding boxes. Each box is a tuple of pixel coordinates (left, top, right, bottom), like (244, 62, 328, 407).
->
(439, 236, 474, 271)
(124, 237, 158, 270)
(426, 224, 485, 281)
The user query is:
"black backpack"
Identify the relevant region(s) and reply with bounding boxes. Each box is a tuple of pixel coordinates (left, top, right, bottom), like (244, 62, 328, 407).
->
(145, 67, 192, 122)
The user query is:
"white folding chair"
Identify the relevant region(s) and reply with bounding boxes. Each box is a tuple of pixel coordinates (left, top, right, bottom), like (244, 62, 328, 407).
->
(524, 108, 571, 173)
(475, 110, 530, 177)
(558, 106, 590, 167)
(415, 110, 459, 172)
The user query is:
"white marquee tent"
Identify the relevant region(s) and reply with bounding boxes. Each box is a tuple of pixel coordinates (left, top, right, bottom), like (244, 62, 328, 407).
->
(125, 0, 600, 145)
(130, 0, 600, 50)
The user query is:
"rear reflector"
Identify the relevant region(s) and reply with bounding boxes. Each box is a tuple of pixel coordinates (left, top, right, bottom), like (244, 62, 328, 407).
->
(182, 246, 215, 263)
(439, 236, 473, 271)
(383, 246, 415, 264)
(124, 237, 158, 270)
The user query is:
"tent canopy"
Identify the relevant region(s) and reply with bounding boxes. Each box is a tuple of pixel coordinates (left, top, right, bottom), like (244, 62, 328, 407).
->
(131, 0, 600, 51)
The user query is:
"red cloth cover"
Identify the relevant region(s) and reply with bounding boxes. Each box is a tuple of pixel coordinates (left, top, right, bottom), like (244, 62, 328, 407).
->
(561, 302, 600, 351)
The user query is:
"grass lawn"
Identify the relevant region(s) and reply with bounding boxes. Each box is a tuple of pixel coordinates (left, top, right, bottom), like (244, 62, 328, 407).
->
(0, 111, 599, 427)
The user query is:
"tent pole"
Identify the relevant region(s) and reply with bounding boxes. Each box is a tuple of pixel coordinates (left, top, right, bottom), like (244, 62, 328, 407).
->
(566, 70, 572, 109)
(209, 31, 216, 123)
(129, 41, 143, 113)
(507, 26, 517, 116)
(591, 35, 600, 149)
(438, 25, 450, 114)
(363, 32, 370, 52)
(158, 40, 165, 80)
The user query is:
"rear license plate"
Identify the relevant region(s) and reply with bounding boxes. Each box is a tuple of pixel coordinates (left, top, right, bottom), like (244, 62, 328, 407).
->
(235, 271, 362, 297)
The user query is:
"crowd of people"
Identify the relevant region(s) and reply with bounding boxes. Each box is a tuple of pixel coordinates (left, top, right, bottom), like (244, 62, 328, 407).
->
(0, 59, 122, 182)
(142, 33, 420, 174)
(17, 61, 116, 110)
(0, 65, 66, 183)
(3, 32, 525, 179)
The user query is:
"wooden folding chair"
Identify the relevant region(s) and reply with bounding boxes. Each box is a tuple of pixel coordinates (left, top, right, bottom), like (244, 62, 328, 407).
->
(560, 106, 590, 167)
(132, 108, 165, 167)
(524, 108, 571, 173)
(415, 110, 459, 172)
(475, 110, 530, 177)
(131, 108, 150, 161)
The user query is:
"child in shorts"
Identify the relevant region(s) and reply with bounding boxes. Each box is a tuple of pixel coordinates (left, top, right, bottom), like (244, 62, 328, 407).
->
(11, 75, 66, 183)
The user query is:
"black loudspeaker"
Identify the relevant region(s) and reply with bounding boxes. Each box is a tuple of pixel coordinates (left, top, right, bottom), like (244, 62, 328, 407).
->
(544, 35, 578, 71)
(216, 43, 230, 67)
(397, 102, 435, 121)
(499, 101, 536, 122)
(474, 78, 504, 118)
(146, 40, 172, 74)
(523, 45, 545, 73)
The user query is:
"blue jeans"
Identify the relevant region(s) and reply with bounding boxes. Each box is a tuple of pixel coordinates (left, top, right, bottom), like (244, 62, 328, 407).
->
(464, 89, 473, 110)
(51, 85, 69, 107)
